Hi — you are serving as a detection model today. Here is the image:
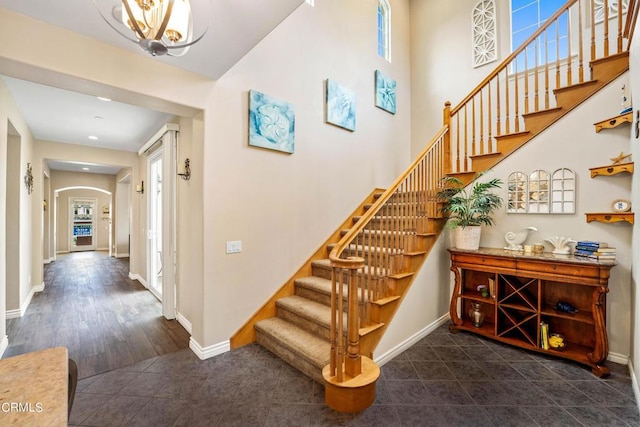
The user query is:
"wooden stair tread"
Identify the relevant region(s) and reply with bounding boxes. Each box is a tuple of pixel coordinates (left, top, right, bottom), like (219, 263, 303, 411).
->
(255, 317, 330, 369)
(313, 258, 413, 279)
(521, 106, 562, 118)
(328, 242, 404, 255)
(372, 295, 402, 306)
(553, 79, 599, 94)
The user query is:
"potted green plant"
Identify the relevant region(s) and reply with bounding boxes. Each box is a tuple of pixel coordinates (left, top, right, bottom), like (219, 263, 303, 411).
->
(436, 173, 503, 250)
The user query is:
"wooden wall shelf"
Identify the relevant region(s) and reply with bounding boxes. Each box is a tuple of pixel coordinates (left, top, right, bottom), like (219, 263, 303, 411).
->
(589, 162, 634, 177)
(594, 112, 633, 133)
(585, 212, 634, 224)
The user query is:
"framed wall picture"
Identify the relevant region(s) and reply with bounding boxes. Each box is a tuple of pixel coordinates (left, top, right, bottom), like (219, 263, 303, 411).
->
(375, 70, 396, 114)
(326, 79, 356, 131)
(249, 90, 295, 154)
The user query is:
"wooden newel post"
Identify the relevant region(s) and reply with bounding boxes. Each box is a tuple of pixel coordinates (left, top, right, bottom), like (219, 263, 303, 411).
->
(443, 101, 452, 174)
(345, 267, 362, 378)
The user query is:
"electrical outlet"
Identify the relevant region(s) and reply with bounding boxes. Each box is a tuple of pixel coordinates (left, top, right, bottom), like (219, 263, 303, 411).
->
(226, 240, 242, 254)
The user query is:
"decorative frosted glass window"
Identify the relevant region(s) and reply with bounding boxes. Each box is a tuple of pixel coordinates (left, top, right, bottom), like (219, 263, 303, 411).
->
(472, 0, 497, 68)
(378, 0, 391, 61)
(507, 172, 528, 213)
(550, 168, 575, 213)
(528, 170, 550, 213)
(593, 0, 629, 23)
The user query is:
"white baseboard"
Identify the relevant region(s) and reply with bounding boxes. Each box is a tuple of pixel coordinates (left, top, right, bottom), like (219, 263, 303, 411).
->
(5, 283, 43, 319)
(0, 335, 8, 358)
(97, 247, 109, 251)
(56, 251, 70, 254)
(374, 313, 450, 367)
(43, 257, 54, 265)
(176, 312, 192, 334)
(189, 337, 230, 360)
(608, 351, 629, 365)
(128, 273, 148, 288)
(116, 253, 130, 258)
(628, 361, 640, 418)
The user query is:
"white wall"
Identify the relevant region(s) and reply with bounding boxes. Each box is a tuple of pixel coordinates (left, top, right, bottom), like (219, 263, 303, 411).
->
(55, 190, 112, 253)
(201, 0, 413, 346)
(405, 0, 634, 362)
(481, 77, 632, 359)
(115, 177, 131, 257)
(0, 77, 35, 351)
(50, 171, 115, 252)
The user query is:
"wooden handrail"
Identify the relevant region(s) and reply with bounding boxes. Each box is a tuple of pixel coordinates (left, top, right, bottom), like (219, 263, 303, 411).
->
(328, 125, 449, 264)
(626, 0, 639, 43)
(451, 0, 578, 115)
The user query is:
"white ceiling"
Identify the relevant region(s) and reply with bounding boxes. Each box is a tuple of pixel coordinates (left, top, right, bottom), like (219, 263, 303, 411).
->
(0, 0, 304, 174)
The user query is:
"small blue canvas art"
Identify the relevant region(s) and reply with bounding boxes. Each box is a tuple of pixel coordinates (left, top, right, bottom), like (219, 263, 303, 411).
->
(326, 79, 356, 131)
(375, 70, 396, 114)
(249, 90, 295, 154)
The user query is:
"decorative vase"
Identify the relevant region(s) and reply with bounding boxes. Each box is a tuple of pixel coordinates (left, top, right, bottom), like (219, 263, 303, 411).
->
(468, 302, 485, 327)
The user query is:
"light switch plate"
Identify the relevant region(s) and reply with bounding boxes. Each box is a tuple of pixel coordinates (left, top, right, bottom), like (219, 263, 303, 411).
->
(226, 240, 242, 254)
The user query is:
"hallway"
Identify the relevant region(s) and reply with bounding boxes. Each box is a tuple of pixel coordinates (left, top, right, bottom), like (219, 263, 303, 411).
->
(4, 251, 189, 378)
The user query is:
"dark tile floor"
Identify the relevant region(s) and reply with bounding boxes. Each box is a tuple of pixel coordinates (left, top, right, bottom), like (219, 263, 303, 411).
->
(70, 324, 640, 426)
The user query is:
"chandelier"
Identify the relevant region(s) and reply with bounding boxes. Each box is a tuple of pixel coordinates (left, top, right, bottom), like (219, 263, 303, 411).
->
(94, 0, 210, 56)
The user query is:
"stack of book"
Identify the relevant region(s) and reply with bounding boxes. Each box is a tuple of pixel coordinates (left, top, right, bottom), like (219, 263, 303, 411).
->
(574, 241, 616, 261)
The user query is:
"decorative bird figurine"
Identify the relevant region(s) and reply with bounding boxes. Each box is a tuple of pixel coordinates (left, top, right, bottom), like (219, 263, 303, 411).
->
(504, 226, 538, 251)
(544, 236, 576, 255)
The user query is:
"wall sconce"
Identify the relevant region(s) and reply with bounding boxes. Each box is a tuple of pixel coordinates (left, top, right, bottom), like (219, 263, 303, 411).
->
(178, 158, 191, 181)
(136, 181, 144, 194)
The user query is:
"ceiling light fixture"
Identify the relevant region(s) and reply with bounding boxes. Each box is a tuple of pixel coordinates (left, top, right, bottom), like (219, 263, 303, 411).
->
(82, 167, 90, 171)
(88, 136, 99, 140)
(97, 96, 111, 102)
(93, 0, 211, 57)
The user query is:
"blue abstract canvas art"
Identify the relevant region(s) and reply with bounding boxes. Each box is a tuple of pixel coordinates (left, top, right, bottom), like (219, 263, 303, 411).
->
(375, 70, 396, 114)
(249, 90, 295, 154)
(326, 79, 356, 131)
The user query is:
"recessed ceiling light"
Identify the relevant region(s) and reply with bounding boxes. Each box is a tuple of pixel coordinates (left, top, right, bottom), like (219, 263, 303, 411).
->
(88, 135, 99, 140)
(94, 115, 104, 120)
(82, 167, 90, 171)
(97, 96, 111, 102)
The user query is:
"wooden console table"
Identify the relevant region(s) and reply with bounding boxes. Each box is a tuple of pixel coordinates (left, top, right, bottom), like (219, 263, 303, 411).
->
(0, 347, 68, 425)
(448, 248, 614, 377)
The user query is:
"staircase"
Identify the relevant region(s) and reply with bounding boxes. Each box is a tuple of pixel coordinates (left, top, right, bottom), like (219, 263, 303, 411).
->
(252, 189, 444, 384)
(230, 0, 638, 414)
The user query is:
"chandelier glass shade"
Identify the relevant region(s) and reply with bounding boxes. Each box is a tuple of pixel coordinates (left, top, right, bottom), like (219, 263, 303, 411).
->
(94, 0, 210, 56)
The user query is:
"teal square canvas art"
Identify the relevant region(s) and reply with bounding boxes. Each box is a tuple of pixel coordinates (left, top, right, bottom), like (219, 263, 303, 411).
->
(326, 79, 356, 131)
(249, 90, 295, 154)
(375, 70, 396, 114)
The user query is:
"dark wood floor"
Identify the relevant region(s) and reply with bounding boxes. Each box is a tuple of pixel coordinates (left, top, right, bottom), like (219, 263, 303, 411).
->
(4, 251, 189, 379)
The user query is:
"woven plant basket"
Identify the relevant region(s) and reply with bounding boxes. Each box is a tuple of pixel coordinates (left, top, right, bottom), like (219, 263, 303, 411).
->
(454, 226, 482, 250)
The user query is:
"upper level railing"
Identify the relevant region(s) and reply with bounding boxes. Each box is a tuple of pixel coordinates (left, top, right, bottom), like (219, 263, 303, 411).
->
(448, 0, 634, 174)
(325, 0, 638, 390)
